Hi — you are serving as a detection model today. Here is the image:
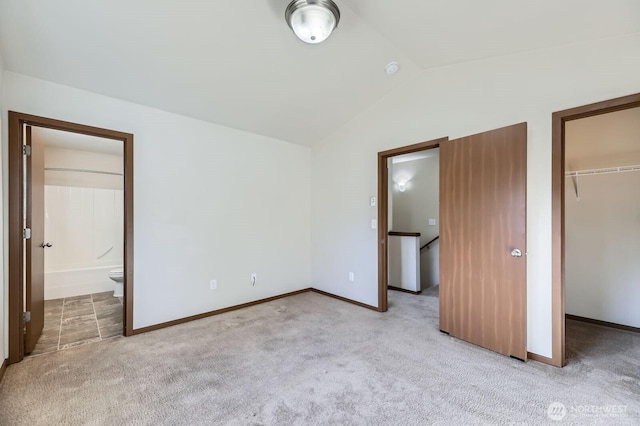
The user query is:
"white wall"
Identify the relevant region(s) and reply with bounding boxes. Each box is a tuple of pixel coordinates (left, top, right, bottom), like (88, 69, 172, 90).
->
(391, 155, 439, 243)
(311, 34, 640, 358)
(45, 146, 123, 189)
(565, 172, 640, 328)
(391, 154, 440, 289)
(2, 72, 312, 330)
(44, 186, 124, 299)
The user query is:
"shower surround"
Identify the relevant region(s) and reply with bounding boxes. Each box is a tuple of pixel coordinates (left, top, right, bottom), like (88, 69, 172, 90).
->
(44, 185, 124, 299)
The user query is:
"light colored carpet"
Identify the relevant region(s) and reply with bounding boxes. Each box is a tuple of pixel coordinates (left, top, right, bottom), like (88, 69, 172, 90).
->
(1, 288, 638, 425)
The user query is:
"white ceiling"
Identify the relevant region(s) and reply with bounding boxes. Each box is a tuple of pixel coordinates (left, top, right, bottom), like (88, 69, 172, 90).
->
(1, 1, 639, 146)
(33, 127, 123, 156)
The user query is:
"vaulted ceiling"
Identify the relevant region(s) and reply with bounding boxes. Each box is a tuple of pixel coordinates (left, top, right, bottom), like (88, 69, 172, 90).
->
(1, 0, 639, 146)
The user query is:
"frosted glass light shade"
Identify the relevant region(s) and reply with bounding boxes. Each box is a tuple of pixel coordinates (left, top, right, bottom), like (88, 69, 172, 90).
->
(286, 0, 340, 44)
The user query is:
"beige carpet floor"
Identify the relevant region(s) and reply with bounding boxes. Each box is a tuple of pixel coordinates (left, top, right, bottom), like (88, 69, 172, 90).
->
(0, 288, 638, 425)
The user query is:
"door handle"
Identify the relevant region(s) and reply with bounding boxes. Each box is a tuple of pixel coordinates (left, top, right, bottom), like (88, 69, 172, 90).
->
(42, 243, 52, 248)
(511, 248, 522, 257)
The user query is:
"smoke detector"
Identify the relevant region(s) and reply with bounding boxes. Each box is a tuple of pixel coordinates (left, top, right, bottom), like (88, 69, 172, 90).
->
(385, 62, 400, 75)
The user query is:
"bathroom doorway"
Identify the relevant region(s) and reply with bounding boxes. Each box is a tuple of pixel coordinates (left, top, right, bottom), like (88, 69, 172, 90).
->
(32, 127, 124, 355)
(8, 112, 134, 364)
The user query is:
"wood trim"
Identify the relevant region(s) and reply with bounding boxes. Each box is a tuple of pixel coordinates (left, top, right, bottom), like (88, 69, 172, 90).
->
(420, 235, 439, 251)
(132, 289, 314, 334)
(388, 286, 422, 295)
(378, 152, 389, 312)
(8, 112, 23, 364)
(551, 110, 565, 368)
(388, 231, 420, 237)
(379, 139, 443, 158)
(527, 352, 555, 365)
(131, 288, 380, 336)
(310, 289, 379, 311)
(566, 314, 640, 333)
(7, 111, 134, 364)
(0, 359, 8, 384)
(378, 137, 447, 314)
(551, 93, 640, 369)
(123, 126, 135, 337)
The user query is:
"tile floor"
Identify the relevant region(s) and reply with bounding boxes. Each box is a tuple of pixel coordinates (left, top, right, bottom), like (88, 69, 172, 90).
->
(29, 291, 123, 356)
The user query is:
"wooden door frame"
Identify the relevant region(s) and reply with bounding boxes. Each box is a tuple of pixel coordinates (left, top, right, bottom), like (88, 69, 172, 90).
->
(551, 93, 640, 367)
(377, 137, 448, 311)
(7, 111, 135, 364)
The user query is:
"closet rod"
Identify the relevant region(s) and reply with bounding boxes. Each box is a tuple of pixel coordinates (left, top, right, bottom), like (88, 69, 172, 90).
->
(565, 164, 640, 177)
(45, 167, 123, 176)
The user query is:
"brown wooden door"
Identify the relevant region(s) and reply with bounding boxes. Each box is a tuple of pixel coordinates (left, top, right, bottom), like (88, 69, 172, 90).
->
(439, 123, 527, 360)
(25, 125, 46, 354)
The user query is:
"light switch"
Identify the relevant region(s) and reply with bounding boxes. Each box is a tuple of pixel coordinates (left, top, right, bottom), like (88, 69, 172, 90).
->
(429, 219, 436, 226)
(371, 219, 377, 229)
(370, 196, 376, 207)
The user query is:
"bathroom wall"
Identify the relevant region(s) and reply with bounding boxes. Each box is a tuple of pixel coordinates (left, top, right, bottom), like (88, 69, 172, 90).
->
(43, 145, 124, 299)
(44, 146, 123, 190)
(44, 186, 124, 299)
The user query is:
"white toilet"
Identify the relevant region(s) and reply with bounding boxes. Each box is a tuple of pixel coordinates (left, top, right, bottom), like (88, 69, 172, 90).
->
(108, 268, 124, 297)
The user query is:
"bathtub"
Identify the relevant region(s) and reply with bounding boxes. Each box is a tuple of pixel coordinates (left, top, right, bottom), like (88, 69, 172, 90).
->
(45, 265, 122, 300)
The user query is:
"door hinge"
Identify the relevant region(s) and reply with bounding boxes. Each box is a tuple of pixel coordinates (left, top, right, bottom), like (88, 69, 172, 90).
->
(23, 311, 31, 323)
(23, 228, 32, 239)
(22, 145, 31, 156)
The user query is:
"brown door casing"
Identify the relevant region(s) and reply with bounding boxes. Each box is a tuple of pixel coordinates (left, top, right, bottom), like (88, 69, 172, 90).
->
(8, 112, 135, 364)
(25, 126, 46, 354)
(439, 123, 528, 360)
(378, 138, 448, 312)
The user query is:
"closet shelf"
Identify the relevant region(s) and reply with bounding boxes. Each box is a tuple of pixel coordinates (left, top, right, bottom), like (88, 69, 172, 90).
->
(565, 164, 640, 177)
(565, 164, 640, 201)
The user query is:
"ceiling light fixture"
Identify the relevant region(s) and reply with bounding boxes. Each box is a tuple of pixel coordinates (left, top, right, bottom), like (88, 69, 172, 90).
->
(285, 0, 341, 44)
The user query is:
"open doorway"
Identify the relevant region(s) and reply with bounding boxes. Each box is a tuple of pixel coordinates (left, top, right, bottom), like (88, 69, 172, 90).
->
(386, 148, 440, 303)
(379, 124, 528, 362)
(8, 112, 134, 364)
(552, 95, 640, 367)
(377, 138, 446, 312)
(27, 127, 125, 356)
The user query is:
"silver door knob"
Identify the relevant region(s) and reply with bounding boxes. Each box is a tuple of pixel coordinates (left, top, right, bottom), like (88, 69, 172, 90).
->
(511, 248, 522, 257)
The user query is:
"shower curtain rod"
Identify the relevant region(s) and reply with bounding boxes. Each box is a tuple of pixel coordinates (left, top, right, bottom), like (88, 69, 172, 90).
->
(45, 167, 123, 176)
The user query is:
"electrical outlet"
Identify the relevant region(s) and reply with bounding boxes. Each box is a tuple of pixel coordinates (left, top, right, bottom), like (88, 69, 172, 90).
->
(251, 273, 257, 286)
(349, 272, 355, 282)
(210, 280, 217, 290)
(428, 219, 437, 226)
